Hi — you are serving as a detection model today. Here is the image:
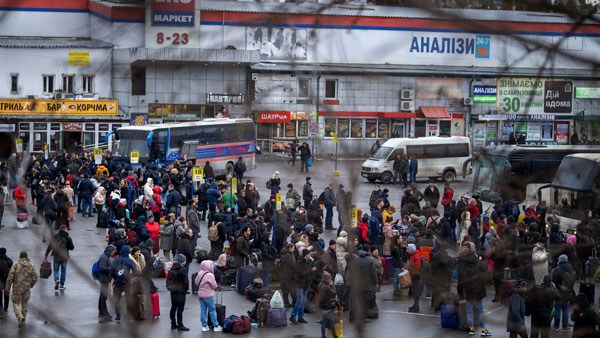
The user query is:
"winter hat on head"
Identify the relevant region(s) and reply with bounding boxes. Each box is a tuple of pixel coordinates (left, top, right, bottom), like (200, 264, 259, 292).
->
(19, 250, 27, 258)
(322, 271, 332, 284)
(305, 224, 314, 233)
(558, 254, 568, 263)
(176, 254, 186, 264)
(408, 244, 416, 254)
(543, 275, 552, 284)
(301, 249, 311, 257)
(567, 235, 577, 246)
(0, 248, 5, 255)
(117, 228, 125, 235)
(329, 239, 336, 246)
(217, 253, 227, 268)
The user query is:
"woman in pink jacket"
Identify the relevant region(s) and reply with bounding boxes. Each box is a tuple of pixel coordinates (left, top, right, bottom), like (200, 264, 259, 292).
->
(195, 260, 222, 332)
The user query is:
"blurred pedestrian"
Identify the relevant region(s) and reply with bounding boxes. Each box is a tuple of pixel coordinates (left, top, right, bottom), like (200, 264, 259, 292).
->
(5, 250, 38, 328)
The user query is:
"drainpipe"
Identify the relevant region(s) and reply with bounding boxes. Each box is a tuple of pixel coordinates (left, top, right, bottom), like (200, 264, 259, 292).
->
(467, 75, 475, 138)
(314, 74, 321, 161)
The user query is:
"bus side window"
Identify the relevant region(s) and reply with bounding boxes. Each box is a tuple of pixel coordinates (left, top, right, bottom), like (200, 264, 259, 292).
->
(388, 148, 403, 161)
(203, 126, 218, 145)
(406, 145, 424, 159)
(157, 130, 167, 160)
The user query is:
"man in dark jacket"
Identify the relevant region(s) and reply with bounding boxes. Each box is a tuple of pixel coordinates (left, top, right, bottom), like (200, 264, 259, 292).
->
(77, 174, 95, 217)
(323, 184, 337, 230)
(54, 187, 70, 230)
(186, 199, 201, 247)
(279, 243, 297, 308)
(290, 249, 315, 325)
(458, 243, 491, 336)
(551, 254, 575, 331)
(111, 246, 137, 322)
(528, 275, 560, 338)
(44, 224, 75, 291)
(318, 271, 339, 338)
(97, 244, 116, 322)
(423, 181, 441, 208)
(349, 245, 378, 324)
(393, 154, 403, 185)
(167, 254, 190, 331)
(320, 240, 338, 277)
(206, 181, 220, 224)
(0, 247, 13, 319)
(507, 281, 528, 338)
(203, 161, 215, 181)
(288, 140, 297, 166)
(571, 293, 600, 338)
(431, 244, 455, 311)
(299, 142, 311, 173)
(233, 156, 246, 181)
(302, 177, 313, 209)
(134, 216, 150, 245)
(176, 229, 195, 273)
(234, 226, 251, 268)
(166, 184, 181, 217)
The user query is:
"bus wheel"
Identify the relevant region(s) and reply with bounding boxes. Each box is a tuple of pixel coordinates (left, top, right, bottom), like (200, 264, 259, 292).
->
(443, 170, 456, 183)
(381, 172, 393, 184)
(225, 162, 234, 178)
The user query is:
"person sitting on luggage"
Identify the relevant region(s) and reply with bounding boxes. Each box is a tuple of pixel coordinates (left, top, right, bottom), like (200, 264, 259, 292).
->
(318, 271, 339, 338)
(166, 254, 190, 331)
(195, 260, 222, 332)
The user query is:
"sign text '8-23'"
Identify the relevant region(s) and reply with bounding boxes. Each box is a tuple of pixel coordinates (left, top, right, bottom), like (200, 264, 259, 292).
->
(156, 32, 189, 45)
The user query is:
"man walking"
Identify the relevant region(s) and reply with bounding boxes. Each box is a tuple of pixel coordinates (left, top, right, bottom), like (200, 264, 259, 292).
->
(233, 156, 247, 182)
(288, 140, 297, 166)
(0, 248, 13, 319)
(5, 250, 38, 328)
(97, 244, 116, 322)
(77, 174, 95, 217)
(44, 224, 75, 291)
(323, 183, 337, 231)
(302, 177, 313, 209)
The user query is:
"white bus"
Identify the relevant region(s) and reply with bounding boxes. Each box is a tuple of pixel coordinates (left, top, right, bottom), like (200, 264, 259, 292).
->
(360, 136, 472, 184)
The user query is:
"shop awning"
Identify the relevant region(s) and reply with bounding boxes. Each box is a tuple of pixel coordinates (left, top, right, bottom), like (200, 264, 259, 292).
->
(421, 106, 451, 119)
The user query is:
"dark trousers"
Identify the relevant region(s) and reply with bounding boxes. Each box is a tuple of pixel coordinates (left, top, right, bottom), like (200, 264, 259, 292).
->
(493, 276, 502, 300)
(321, 310, 338, 338)
(113, 284, 130, 319)
(325, 205, 334, 228)
(209, 241, 224, 260)
(0, 280, 9, 312)
(304, 199, 311, 209)
(301, 159, 309, 172)
(288, 152, 296, 166)
(170, 292, 186, 326)
(98, 282, 110, 317)
(402, 174, 408, 188)
(530, 315, 551, 338)
(56, 207, 69, 229)
(509, 326, 528, 338)
(411, 276, 423, 308)
(208, 203, 217, 223)
(0, 206, 4, 227)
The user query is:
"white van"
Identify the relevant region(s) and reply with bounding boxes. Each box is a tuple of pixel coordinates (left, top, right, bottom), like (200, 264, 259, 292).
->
(361, 136, 472, 184)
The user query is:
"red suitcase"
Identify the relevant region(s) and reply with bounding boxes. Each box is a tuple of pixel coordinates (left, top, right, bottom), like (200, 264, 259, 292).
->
(151, 292, 160, 318)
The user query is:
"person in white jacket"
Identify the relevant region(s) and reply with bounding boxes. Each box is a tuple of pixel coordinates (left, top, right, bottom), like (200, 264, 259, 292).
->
(531, 239, 549, 285)
(143, 178, 154, 202)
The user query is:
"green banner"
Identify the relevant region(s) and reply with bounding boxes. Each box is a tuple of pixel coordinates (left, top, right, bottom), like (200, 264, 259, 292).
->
(575, 87, 600, 99)
(474, 95, 497, 103)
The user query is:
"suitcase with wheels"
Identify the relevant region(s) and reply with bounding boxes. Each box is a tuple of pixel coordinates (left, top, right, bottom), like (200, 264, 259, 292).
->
(501, 280, 516, 306)
(151, 292, 160, 318)
(191, 272, 199, 294)
(208, 287, 226, 328)
(236, 265, 258, 294)
(441, 304, 459, 328)
(579, 280, 595, 304)
(384, 257, 394, 279)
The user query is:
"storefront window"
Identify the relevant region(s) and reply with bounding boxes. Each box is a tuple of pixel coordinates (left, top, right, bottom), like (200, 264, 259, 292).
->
(351, 119, 363, 138)
(33, 132, 45, 152)
(338, 119, 349, 138)
(501, 121, 514, 140)
(365, 119, 377, 138)
(325, 119, 336, 138)
(415, 120, 426, 137)
(527, 122, 541, 141)
(33, 123, 46, 130)
(19, 132, 29, 152)
(486, 122, 497, 141)
(378, 119, 390, 138)
(439, 120, 451, 137)
(273, 123, 285, 138)
(285, 123, 296, 137)
(19, 123, 29, 131)
(298, 120, 308, 137)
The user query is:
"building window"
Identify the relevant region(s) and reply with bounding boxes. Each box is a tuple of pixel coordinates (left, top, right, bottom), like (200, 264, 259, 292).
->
(338, 119, 349, 138)
(298, 120, 308, 137)
(273, 123, 285, 138)
(131, 66, 146, 95)
(62, 74, 74, 93)
(351, 119, 363, 138)
(82, 75, 94, 93)
(285, 123, 296, 137)
(325, 79, 337, 99)
(298, 79, 311, 99)
(378, 119, 390, 138)
(43, 75, 54, 93)
(365, 119, 377, 138)
(10, 74, 18, 93)
(325, 119, 336, 137)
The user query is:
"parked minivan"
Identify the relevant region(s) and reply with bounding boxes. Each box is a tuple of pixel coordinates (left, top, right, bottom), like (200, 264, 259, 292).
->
(361, 136, 472, 184)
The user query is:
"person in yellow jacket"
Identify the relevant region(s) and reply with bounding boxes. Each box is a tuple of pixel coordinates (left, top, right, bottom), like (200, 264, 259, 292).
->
(382, 205, 398, 225)
(96, 165, 109, 177)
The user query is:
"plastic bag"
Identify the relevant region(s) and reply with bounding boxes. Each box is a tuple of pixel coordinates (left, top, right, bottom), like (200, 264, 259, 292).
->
(270, 290, 284, 309)
(398, 270, 411, 289)
(334, 273, 344, 286)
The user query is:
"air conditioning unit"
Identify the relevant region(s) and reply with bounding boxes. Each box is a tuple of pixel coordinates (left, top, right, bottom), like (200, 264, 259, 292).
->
(463, 97, 473, 106)
(54, 92, 65, 100)
(401, 89, 415, 100)
(401, 101, 414, 112)
(26, 95, 35, 99)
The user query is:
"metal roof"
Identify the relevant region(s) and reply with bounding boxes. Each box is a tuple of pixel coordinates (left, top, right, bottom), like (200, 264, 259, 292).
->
(250, 62, 599, 79)
(0, 114, 126, 121)
(0, 37, 113, 49)
(200, 0, 598, 24)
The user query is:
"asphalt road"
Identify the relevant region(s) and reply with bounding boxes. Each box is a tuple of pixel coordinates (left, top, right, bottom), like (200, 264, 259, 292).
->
(0, 157, 578, 337)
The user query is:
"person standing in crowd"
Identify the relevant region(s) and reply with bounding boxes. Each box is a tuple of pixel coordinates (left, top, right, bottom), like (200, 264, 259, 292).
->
(393, 154, 402, 185)
(459, 242, 491, 336)
(321, 239, 338, 278)
(269, 171, 281, 196)
(167, 254, 190, 331)
(145, 215, 161, 255)
(552, 254, 575, 332)
(528, 275, 560, 338)
(233, 156, 246, 182)
(441, 182, 454, 213)
(166, 184, 181, 217)
(187, 199, 200, 247)
(93, 186, 106, 227)
(409, 155, 418, 183)
(423, 181, 440, 208)
(195, 259, 222, 332)
(507, 280, 528, 338)
(300, 142, 311, 173)
(260, 232, 278, 287)
(111, 246, 137, 322)
(203, 161, 215, 181)
(318, 271, 339, 338)
(290, 249, 315, 325)
(572, 294, 600, 338)
(323, 183, 337, 231)
(532, 239, 549, 285)
(234, 226, 251, 268)
(400, 155, 410, 188)
(177, 228, 195, 273)
(97, 244, 116, 322)
(44, 224, 75, 291)
(159, 216, 174, 260)
(5, 250, 38, 328)
(303, 177, 313, 209)
(431, 243, 455, 311)
(349, 244, 378, 325)
(288, 140, 297, 166)
(0, 181, 6, 230)
(407, 243, 423, 313)
(0, 248, 13, 319)
(14, 183, 27, 215)
(77, 174, 95, 217)
(279, 242, 297, 308)
(391, 235, 405, 296)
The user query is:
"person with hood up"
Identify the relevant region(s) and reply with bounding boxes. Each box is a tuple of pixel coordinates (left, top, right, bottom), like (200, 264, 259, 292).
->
(177, 228, 195, 273)
(143, 178, 154, 202)
(572, 293, 600, 338)
(44, 224, 75, 291)
(260, 231, 278, 287)
(357, 215, 371, 245)
(167, 254, 190, 331)
(149, 185, 162, 222)
(335, 231, 348, 274)
(195, 260, 222, 332)
(159, 217, 174, 260)
(97, 244, 116, 322)
(532, 239, 549, 285)
(507, 280, 528, 338)
(134, 215, 150, 245)
(269, 171, 281, 196)
(77, 174, 95, 217)
(111, 246, 137, 322)
(145, 215, 160, 255)
(206, 181, 221, 224)
(5, 250, 38, 328)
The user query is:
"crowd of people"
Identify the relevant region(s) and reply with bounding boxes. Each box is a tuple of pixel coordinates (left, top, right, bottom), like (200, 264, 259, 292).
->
(0, 149, 599, 338)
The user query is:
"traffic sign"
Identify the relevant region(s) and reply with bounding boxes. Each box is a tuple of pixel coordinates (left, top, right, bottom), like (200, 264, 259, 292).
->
(130, 151, 139, 164)
(15, 138, 22, 153)
(232, 177, 238, 193)
(308, 120, 318, 134)
(94, 148, 103, 165)
(276, 192, 282, 211)
(351, 208, 358, 228)
(44, 144, 49, 159)
(192, 167, 203, 182)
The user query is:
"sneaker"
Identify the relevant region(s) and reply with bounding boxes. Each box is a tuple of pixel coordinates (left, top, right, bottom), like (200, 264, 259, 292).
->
(289, 317, 298, 325)
(213, 326, 223, 332)
(55, 281, 59, 290)
(171, 323, 177, 330)
(553, 327, 560, 331)
(469, 327, 475, 335)
(298, 318, 308, 324)
(177, 326, 190, 331)
(59, 285, 65, 291)
(562, 327, 572, 332)
(481, 328, 491, 336)
(202, 326, 210, 332)
(115, 316, 121, 323)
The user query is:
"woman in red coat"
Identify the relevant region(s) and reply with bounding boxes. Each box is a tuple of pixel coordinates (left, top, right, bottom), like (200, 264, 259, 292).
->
(145, 214, 161, 254)
(441, 183, 454, 212)
(14, 183, 27, 214)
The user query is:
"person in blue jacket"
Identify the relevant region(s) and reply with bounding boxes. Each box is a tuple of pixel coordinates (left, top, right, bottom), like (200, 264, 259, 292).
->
(111, 246, 137, 322)
(206, 181, 221, 224)
(409, 155, 418, 183)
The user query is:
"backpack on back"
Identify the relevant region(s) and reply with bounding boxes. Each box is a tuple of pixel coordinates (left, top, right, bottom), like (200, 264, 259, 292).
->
(91, 254, 105, 280)
(229, 237, 238, 256)
(318, 191, 325, 204)
(265, 180, 272, 190)
(208, 222, 219, 242)
(561, 268, 576, 293)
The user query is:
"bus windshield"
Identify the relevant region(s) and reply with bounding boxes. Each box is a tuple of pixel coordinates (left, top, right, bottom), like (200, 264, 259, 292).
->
(114, 130, 150, 159)
(372, 146, 393, 160)
(473, 153, 506, 202)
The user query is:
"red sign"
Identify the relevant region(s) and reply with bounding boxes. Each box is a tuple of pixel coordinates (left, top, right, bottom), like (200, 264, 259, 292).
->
(259, 111, 290, 123)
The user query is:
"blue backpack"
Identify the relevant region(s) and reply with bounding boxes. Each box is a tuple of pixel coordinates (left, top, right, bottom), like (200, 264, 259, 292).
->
(91, 254, 106, 280)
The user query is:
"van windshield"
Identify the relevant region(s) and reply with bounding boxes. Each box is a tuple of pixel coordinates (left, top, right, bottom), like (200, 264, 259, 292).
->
(372, 146, 393, 160)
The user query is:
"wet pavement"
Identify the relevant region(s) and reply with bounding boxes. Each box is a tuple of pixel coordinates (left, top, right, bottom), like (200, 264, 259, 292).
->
(0, 158, 578, 337)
